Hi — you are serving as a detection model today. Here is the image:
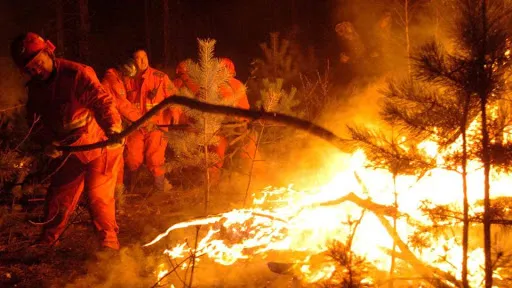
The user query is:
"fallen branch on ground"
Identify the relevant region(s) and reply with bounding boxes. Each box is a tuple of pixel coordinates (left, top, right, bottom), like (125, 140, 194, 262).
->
(323, 192, 461, 288)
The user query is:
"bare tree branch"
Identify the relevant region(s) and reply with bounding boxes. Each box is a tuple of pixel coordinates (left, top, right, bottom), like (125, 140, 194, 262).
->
(319, 192, 462, 288)
(56, 96, 349, 152)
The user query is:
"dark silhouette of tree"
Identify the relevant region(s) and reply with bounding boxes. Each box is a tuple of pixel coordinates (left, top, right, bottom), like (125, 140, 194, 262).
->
(55, 0, 64, 54)
(78, 0, 89, 62)
(163, 0, 170, 67)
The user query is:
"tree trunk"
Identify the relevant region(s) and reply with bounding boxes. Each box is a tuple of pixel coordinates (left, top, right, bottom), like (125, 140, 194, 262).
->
(243, 126, 264, 207)
(290, 0, 297, 25)
(481, 94, 492, 288)
(163, 0, 170, 67)
(55, 0, 65, 55)
(144, 0, 152, 59)
(480, 1, 492, 287)
(78, 0, 89, 62)
(204, 117, 210, 215)
(461, 95, 470, 288)
(389, 174, 398, 288)
(405, 0, 412, 78)
(433, 0, 440, 42)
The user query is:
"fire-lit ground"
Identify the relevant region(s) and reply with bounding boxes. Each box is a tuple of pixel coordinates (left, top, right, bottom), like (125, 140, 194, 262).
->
(2, 119, 512, 287)
(0, 170, 308, 288)
(146, 137, 512, 288)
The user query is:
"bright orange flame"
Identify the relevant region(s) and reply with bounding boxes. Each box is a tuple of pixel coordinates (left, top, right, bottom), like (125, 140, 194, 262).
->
(146, 105, 512, 286)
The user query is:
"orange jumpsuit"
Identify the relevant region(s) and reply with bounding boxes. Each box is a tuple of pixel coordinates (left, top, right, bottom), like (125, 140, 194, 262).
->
(123, 67, 178, 180)
(173, 75, 199, 125)
(213, 78, 252, 177)
(101, 68, 143, 186)
(174, 73, 254, 179)
(26, 58, 123, 249)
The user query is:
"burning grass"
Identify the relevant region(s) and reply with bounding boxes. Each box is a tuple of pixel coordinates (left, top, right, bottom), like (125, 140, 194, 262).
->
(146, 147, 512, 287)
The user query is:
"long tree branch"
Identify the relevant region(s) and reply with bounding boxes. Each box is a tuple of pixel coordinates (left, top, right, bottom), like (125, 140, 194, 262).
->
(320, 192, 462, 288)
(56, 96, 349, 152)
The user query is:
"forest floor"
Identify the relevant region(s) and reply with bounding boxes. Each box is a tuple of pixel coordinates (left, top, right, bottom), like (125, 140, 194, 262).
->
(0, 167, 304, 288)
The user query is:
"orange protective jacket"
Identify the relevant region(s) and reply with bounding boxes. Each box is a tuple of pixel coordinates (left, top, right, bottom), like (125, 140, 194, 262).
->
(26, 58, 122, 164)
(220, 78, 250, 109)
(173, 75, 199, 96)
(174, 75, 249, 109)
(101, 68, 142, 123)
(124, 67, 178, 130)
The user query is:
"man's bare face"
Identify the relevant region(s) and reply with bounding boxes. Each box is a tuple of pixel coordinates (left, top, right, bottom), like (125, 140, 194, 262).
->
(24, 51, 53, 81)
(133, 50, 149, 73)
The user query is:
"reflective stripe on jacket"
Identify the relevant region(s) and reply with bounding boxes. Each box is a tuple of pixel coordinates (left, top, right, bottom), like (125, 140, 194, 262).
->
(26, 58, 122, 163)
(124, 67, 178, 128)
(102, 68, 142, 123)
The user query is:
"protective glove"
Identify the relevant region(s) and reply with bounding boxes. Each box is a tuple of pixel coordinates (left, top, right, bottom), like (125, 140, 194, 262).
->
(170, 106, 182, 125)
(44, 142, 63, 158)
(106, 126, 125, 149)
(145, 121, 159, 132)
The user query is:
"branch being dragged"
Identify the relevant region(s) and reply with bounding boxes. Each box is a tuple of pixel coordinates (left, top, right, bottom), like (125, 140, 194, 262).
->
(57, 96, 349, 152)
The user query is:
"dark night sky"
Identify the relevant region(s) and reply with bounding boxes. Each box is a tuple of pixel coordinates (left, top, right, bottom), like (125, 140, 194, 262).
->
(1, 0, 336, 81)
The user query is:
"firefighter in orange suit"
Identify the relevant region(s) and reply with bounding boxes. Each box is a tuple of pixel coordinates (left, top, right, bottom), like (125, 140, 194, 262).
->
(174, 59, 199, 96)
(101, 59, 144, 190)
(219, 58, 258, 167)
(211, 58, 253, 180)
(173, 58, 255, 180)
(123, 49, 179, 192)
(10, 32, 123, 250)
(173, 59, 198, 125)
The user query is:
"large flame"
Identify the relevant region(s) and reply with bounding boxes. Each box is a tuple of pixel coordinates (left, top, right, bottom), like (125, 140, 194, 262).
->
(146, 108, 512, 287)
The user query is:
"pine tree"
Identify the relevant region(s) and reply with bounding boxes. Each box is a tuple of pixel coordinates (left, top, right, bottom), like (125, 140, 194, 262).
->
(360, 1, 512, 286)
(382, 78, 480, 287)
(348, 125, 436, 286)
(248, 32, 321, 118)
(414, 2, 511, 286)
(166, 39, 241, 213)
(249, 32, 312, 87)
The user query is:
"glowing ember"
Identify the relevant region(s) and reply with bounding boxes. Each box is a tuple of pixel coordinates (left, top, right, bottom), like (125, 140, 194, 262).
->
(156, 263, 172, 287)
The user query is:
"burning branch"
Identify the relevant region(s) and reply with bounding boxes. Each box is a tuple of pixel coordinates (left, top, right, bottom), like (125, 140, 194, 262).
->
(151, 253, 204, 288)
(144, 209, 287, 247)
(320, 192, 462, 288)
(319, 193, 401, 219)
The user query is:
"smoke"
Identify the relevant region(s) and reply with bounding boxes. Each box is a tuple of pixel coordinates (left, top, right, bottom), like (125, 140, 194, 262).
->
(66, 3, 466, 288)
(61, 232, 298, 287)
(259, 0, 458, 187)
(235, 0, 460, 193)
(65, 245, 159, 288)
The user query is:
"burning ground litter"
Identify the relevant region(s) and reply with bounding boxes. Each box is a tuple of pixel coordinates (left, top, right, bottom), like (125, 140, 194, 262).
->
(145, 128, 512, 287)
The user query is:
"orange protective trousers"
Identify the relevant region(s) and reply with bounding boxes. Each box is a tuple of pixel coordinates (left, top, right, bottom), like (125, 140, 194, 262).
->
(209, 136, 228, 183)
(124, 129, 167, 177)
(41, 147, 122, 249)
(209, 130, 258, 181)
